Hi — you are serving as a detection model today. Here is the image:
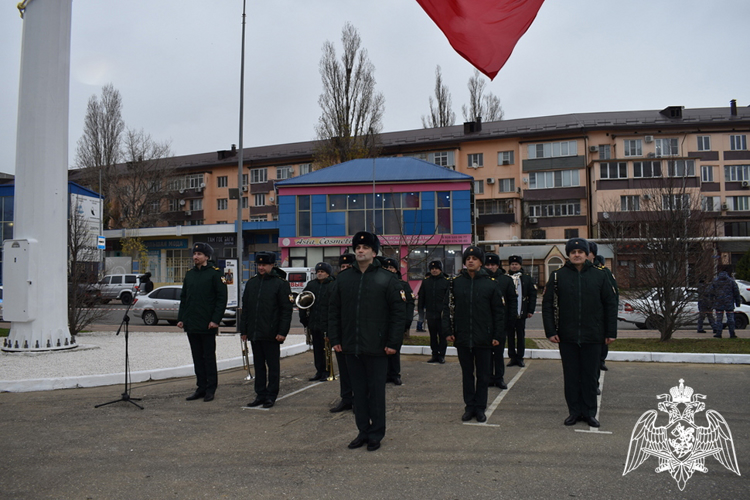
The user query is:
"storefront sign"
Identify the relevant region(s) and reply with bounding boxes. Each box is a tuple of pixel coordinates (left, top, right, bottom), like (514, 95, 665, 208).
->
(280, 234, 471, 247)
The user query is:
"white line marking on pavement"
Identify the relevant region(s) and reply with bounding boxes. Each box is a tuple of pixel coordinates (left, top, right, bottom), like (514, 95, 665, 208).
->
(574, 370, 612, 434)
(463, 362, 529, 426)
(241, 382, 323, 410)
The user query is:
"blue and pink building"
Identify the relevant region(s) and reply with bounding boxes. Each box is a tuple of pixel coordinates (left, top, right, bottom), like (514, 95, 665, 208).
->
(276, 157, 474, 287)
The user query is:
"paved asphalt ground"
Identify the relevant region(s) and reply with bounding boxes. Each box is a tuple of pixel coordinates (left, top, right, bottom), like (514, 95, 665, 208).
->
(2, 348, 748, 499)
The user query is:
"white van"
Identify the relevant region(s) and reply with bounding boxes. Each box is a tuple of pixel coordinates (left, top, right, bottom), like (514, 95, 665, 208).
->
(280, 267, 315, 298)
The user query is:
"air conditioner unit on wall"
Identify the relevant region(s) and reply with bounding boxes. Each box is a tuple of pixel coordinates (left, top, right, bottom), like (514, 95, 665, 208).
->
(179, 199, 186, 206)
(185, 210, 192, 216)
(528, 217, 538, 224)
(742, 180, 750, 188)
(589, 145, 599, 153)
(722, 203, 729, 211)
(486, 178, 496, 184)
(502, 160, 510, 165)
(644, 135, 654, 143)
(242, 186, 248, 192)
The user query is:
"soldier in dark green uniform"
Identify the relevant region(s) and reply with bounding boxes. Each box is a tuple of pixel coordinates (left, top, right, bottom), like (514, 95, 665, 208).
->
(484, 253, 517, 390)
(299, 262, 335, 381)
(177, 242, 228, 402)
(506, 255, 536, 368)
(241, 252, 293, 409)
(588, 242, 618, 376)
(329, 253, 356, 413)
(329, 232, 406, 452)
(444, 246, 505, 423)
(542, 238, 617, 428)
(383, 257, 414, 386)
(417, 260, 450, 363)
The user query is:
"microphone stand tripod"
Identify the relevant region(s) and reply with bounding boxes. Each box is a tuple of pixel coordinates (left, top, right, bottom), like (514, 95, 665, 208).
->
(96, 288, 144, 410)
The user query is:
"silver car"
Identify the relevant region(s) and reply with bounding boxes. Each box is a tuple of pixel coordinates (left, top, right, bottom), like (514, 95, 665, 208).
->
(131, 285, 236, 327)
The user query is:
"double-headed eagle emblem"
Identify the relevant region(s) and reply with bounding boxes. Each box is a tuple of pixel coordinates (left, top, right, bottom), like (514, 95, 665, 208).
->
(623, 379, 741, 490)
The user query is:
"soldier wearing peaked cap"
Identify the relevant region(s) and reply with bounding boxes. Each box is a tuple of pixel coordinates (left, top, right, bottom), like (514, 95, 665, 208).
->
(383, 257, 414, 386)
(444, 246, 505, 423)
(506, 255, 536, 369)
(178, 242, 228, 402)
(329, 253, 357, 414)
(483, 253, 517, 390)
(328, 231, 406, 451)
(542, 238, 617, 428)
(417, 260, 450, 363)
(241, 251, 293, 409)
(300, 262, 335, 382)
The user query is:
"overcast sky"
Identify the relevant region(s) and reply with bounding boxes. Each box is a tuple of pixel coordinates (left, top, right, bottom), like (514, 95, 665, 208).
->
(1, 0, 749, 175)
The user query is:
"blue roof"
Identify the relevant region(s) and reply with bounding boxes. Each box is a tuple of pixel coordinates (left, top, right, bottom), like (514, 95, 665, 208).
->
(276, 157, 473, 186)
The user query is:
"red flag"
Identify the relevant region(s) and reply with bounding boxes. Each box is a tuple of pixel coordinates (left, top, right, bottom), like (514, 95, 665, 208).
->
(417, 0, 545, 80)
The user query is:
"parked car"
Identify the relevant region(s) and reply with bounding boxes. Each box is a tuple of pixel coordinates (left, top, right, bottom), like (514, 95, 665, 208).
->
(735, 279, 750, 304)
(618, 287, 750, 330)
(89, 274, 141, 305)
(130, 285, 236, 326)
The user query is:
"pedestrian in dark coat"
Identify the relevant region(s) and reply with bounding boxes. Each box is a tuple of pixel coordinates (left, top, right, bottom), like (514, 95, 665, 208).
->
(483, 253, 517, 390)
(710, 269, 741, 338)
(177, 242, 228, 402)
(328, 232, 406, 451)
(542, 238, 617, 428)
(696, 278, 714, 334)
(299, 262, 335, 381)
(443, 246, 505, 423)
(417, 260, 450, 363)
(241, 252, 293, 408)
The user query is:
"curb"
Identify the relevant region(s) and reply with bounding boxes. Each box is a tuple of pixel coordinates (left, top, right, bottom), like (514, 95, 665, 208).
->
(3, 344, 749, 393)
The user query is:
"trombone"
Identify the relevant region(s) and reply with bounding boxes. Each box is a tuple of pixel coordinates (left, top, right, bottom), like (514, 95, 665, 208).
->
(324, 335, 336, 381)
(240, 336, 253, 380)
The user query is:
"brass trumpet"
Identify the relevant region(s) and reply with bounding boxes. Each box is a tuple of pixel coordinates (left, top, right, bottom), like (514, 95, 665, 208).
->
(240, 336, 253, 380)
(324, 335, 336, 381)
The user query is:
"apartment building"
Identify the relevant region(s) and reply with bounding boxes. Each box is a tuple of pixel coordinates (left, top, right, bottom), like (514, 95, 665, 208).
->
(93, 102, 750, 286)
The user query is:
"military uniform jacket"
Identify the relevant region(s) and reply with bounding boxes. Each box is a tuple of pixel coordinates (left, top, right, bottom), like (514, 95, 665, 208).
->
(709, 272, 741, 311)
(510, 271, 537, 318)
(417, 272, 450, 321)
(488, 269, 518, 330)
(177, 261, 228, 335)
(240, 268, 293, 342)
(541, 260, 618, 344)
(299, 276, 335, 333)
(441, 268, 505, 349)
(328, 259, 406, 356)
(400, 278, 415, 333)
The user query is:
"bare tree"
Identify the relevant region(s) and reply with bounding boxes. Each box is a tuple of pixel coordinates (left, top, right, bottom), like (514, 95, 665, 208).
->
(314, 23, 385, 168)
(68, 207, 107, 338)
(109, 129, 174, 229)
(598, 175, 716, 340)
(74, 84, 125, 225)
(461, 70, 504, 122)
(422, 65, 456, 128)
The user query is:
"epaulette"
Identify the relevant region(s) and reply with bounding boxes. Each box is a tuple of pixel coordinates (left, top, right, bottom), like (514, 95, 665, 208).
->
(213, 266, 220, 271)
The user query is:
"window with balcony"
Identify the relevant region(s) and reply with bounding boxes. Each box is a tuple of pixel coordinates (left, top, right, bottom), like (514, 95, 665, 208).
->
(661, 194, 690, 211)
(190, 199, 202, 211)
(527, 140, 577, 159)
(667, 160, 695, 177)
(724, 165, 750, 181)
(477, 199, 514, 215)
(728, 196, 750, 211)
(600, 162, 627, 179)
(528, 169, 580, 189)
(527, 200, 581, 217)
(620, 195, 640, 211)
(633, 161, 662, 178)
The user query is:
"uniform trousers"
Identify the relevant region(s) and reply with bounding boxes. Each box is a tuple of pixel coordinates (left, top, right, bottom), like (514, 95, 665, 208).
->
(187, 332, 218, 395)
(427, 317, 447, 357)
(713, 311, 736, 336)
(334, 350, 353, 404)
(489, 331, 507, 383)
(251, 340, 281, 402)
(559, 342, 602, 418)
(456, 346, 492, 411)
(310, 329, 328, 376)
(387, 350, 401, 380)
(507, 317, 526, 361)
(346, 354, 388, 442)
